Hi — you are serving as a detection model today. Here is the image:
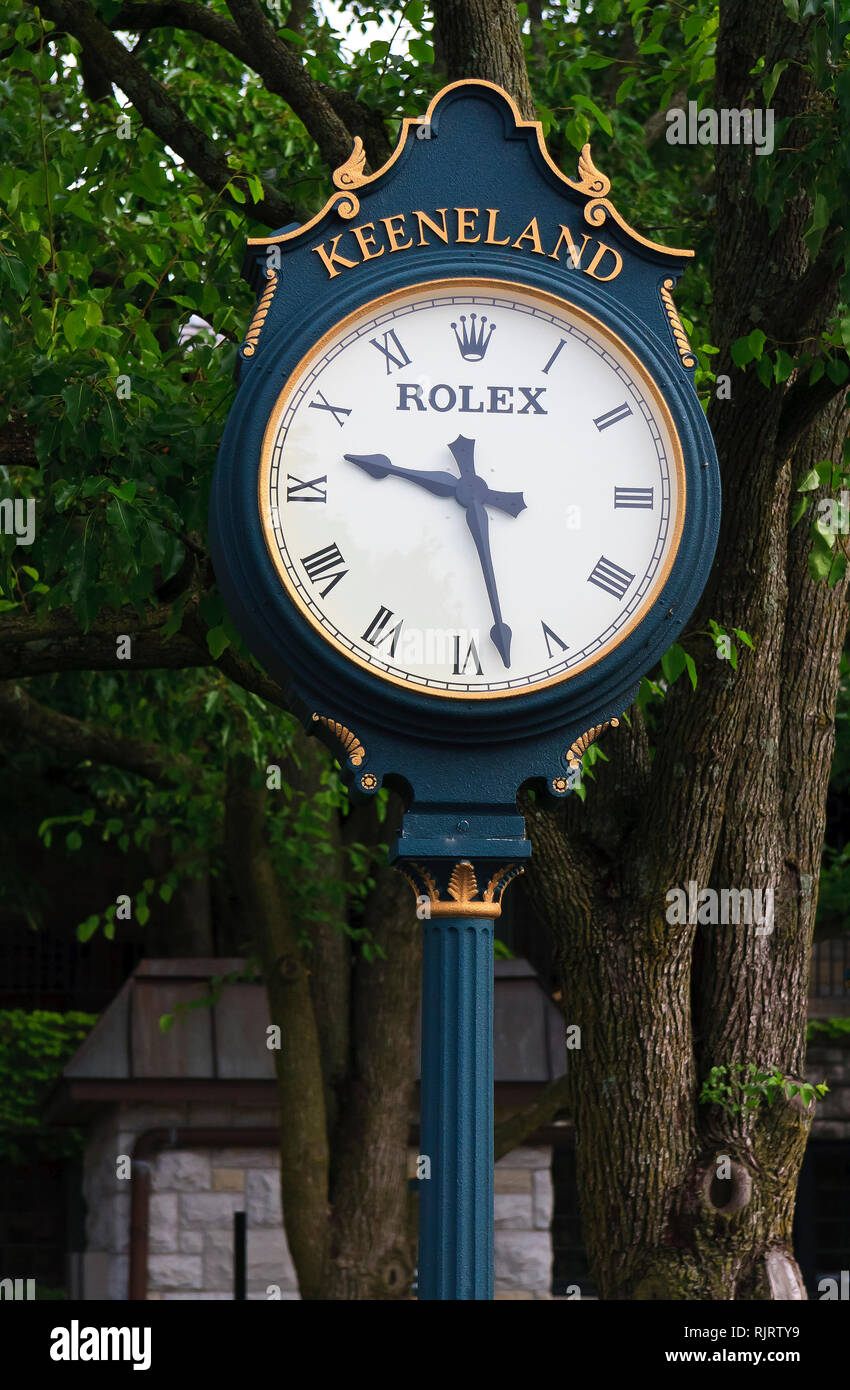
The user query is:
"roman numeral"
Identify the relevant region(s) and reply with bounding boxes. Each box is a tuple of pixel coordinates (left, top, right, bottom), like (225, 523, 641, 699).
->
(453, 636, 483, 675)
(614, 487, 654, 509)
(593, 402, 633, 431)
(301, 542, 348, 597)
(588, 555, 634, 600)
(309, 391, 351, 427)
(362, 605, 404, 656)
(541, 621, 568, 659)
(369, 329, 412, 375)
(286, 474, 327, 503)
(541, 338, 567, 375)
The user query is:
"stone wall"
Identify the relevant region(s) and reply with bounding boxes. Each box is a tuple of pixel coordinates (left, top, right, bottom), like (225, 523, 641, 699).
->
(82, 1103, 554, 1299)
(494, 1145, 553, 1298)
(82, 1102, 297, 1301)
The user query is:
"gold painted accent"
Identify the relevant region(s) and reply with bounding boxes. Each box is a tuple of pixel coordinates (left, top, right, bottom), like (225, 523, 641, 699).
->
(312, 713, 365, 766)
(241, 271, 278, 358)
(566, 718, 620, 769)
(407, 859, 523, 918)
(247, 80, 693, 259)
(334, 135, 368, 192)
(551, 775, 569, 794)
(257, 277, 688, 702)
(660, 278, 697, 369)
(360, 772, 378, 791)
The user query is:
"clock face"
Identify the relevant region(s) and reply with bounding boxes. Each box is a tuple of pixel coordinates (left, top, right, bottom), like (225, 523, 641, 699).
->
(259, 278, 685, 699)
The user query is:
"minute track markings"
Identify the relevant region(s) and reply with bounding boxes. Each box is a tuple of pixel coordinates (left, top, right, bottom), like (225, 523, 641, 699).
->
(263, 285, 679, 697)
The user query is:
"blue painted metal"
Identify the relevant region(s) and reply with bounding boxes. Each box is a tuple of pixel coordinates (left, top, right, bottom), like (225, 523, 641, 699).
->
(419, 914, 494, 1300)
(209, 79, 722, 1301)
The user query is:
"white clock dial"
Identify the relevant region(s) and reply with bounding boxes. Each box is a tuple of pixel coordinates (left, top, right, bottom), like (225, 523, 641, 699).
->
(259, 278, 685, 699)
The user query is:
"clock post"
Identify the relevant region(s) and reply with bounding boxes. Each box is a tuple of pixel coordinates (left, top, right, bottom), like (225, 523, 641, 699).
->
(209, 80, 721, 1300)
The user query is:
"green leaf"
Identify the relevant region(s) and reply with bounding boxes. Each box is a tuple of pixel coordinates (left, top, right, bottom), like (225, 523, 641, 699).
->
(77, 915, 100, 943)
(684, 653, 698, 690)
(571, 93, 613, 136)
(108, 480, 137, 503)
(137, 903, 150, 926)
(63, 308, 89, 350)
(206, 626, 230, 659)
(66, 831, 83, 851)
(661, 643, 687, 684)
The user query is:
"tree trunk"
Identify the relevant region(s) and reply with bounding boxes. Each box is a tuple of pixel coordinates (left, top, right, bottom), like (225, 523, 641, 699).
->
(432, 0, 535, 118)
(522, 0, 849, 1299)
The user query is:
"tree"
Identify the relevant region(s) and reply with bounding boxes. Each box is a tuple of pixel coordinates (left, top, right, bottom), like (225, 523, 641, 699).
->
(1, 0, 848, 1300)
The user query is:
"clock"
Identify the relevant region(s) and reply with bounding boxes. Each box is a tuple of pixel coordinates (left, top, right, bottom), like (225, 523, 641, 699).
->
(258, 277, 684, 700)
(210, 77, 719, 788)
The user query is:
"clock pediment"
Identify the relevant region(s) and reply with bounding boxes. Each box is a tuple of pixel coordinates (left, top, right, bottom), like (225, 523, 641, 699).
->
(236, 81, 696, 381)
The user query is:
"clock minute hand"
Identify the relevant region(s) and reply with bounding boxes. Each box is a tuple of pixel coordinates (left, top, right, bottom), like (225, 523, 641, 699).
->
(464, 497, 512, 669)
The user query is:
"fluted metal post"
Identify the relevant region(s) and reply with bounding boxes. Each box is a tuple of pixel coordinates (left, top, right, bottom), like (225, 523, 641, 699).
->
(418, 913, 494, 1300)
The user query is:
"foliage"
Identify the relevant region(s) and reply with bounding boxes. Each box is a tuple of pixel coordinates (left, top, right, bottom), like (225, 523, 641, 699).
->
(699, 1061, 828, 1116)
(807, 1016, 850, 1042)
(0, 1009, 96, 1163)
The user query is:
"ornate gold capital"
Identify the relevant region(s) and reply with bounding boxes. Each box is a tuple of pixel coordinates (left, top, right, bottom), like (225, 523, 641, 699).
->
(401, 860, 524, 918)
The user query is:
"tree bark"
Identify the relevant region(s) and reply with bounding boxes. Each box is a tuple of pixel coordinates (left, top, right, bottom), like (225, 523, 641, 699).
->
(522, 0, 850, 1299)
(432, 0, 535, 118)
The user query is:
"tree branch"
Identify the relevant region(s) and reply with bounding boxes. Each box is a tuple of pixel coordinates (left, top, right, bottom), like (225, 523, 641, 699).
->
(0, 680, 199, 785)
(494, 1073, 571, 1162)
(224, 0, 354, 170)
(0, 590, 292, 714)
(775, 354, 850, 461)
(34, 0, 302, 227)
(113, 0, 391, 175)
(112, 1, 254, 64)
(762, 232, 842, 343)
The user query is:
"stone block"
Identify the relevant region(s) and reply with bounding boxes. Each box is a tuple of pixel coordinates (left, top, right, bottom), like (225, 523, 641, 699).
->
(532, 1168, 554, 1229)
(212, 1148, 278, 1170)
(245, 1170, 281, 1226)
(496, 1145, 551, 1170)
(149, 1193, 178, 1254)
(147, 1255, 203, 1292)
(495, 1194, 534, 1229)
(212, 1168, 245, 1192)
(180, 1192, 242, 1228)
(494, 1168, 532, 1194)
(152, 1151, 211, 1193)
(494, 1231, 552, 1292)
(180, 1230, 204, 1255)
(246, 1227, 298, 1292)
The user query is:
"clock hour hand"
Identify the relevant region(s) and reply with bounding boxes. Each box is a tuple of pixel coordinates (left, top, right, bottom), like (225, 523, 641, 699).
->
(344, 451, 525, 517)
(344, 452, 460, 499)
(464, 497, 512, 669)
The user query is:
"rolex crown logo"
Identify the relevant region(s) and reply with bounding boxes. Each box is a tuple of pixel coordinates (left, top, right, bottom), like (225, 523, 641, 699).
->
(451, 313, 496, 362)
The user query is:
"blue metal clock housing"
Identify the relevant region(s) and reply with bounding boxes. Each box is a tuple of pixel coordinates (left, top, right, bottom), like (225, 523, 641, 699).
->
(209, 77, 721, 1306)
(210, 79, 720, 856)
